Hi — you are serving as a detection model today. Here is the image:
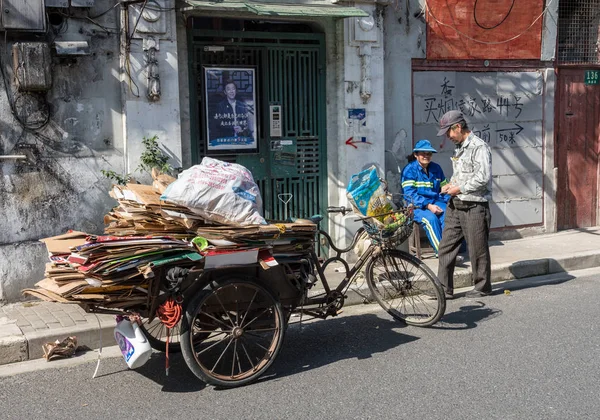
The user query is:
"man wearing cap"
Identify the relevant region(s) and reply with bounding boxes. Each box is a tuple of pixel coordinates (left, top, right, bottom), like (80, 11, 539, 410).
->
(436, 110, 492, 299)
(401, 139, 450, 255)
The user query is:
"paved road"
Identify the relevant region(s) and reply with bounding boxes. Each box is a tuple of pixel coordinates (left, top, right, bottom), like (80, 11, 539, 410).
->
(1, 268, 600, 420)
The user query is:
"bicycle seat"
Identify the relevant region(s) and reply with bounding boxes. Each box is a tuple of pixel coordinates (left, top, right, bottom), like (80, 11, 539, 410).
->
(308, 214, 323, 224)
(289, 215, 322, 224)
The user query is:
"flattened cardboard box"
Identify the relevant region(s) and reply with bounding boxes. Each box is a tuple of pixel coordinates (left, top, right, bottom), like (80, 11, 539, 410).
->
(40, 231, 90, 254)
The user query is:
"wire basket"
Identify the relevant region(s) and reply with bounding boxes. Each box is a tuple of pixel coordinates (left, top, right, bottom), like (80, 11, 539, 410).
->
(362, 207, 414, 245)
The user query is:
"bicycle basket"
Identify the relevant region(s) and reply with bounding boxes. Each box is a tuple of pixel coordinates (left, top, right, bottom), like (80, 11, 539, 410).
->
(362, 208, 414, 244)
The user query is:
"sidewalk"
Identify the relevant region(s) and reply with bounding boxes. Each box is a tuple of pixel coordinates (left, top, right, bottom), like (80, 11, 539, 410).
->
(2, 226, 600, 366)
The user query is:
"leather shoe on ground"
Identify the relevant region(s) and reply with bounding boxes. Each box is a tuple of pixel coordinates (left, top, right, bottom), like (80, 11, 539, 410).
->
(465, 289, 491, 298)
(455, 255, 466, 265)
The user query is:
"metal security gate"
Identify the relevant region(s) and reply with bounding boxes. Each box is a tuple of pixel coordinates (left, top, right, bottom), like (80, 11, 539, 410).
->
(188, 29, 327, 223)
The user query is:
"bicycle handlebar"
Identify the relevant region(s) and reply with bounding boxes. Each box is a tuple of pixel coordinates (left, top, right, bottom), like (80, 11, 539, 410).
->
(327, 206, 352, 216)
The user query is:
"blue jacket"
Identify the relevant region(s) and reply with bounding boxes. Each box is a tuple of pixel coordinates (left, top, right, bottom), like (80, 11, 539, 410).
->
(401, 160, 449, 209)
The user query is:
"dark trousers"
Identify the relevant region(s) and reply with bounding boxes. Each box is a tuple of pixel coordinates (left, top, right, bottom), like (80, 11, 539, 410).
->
(437, 199, 492, 294)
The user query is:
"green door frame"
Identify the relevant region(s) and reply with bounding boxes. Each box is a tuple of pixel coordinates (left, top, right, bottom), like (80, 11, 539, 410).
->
(186, 28, 329, 228)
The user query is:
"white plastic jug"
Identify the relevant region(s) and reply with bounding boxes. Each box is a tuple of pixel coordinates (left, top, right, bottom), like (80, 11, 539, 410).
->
(114, 316, 152, 369)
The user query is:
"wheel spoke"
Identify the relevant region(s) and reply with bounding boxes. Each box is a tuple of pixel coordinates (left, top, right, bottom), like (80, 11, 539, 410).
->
(210, 337, 234, 373)
(241, 307, 271, 330)
(198, 310, 232, 330)
(234, 342, 243, 377)
(231, 340, 238, 378)
(239, 289, 259, 326)
(240, 341, 256, 370)
(196, 333, 230, 356)
(246, 327, 278, 333)
(214, 288, 236, 327)
(241, 335, 270, 353)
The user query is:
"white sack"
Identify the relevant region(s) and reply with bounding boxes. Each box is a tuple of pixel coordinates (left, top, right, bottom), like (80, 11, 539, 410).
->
(161, 157, 266, 225)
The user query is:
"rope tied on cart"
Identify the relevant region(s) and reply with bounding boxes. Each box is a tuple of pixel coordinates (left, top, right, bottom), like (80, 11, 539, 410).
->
(157, 297, 182, 376)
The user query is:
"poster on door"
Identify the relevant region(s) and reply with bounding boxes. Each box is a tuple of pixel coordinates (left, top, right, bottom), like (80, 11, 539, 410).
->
(204, 67, 257, 152)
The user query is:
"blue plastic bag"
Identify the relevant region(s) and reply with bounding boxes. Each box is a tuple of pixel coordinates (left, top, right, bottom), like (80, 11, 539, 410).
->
(346, 166, 392, 223)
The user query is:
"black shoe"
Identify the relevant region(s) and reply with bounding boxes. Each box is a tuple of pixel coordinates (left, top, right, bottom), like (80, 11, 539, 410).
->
(465, 289, 491, 298)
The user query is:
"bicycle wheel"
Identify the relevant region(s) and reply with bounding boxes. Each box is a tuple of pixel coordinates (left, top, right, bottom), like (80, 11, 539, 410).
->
(365, 249, 445, 327)
(139, 316, 182, 353)
(181, 278, 286, 388)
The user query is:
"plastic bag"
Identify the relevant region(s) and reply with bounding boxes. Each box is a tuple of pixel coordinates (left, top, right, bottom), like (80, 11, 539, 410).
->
(346, 166, 393, 225)
(161, 157, 266, 225)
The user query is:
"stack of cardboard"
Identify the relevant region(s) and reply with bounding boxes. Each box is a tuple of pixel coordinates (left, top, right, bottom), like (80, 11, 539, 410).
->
(23, 171, 320, 312)
(196, 220, 317, 257)
(23, 233, 201, 309)
(105, 183, 208, 239)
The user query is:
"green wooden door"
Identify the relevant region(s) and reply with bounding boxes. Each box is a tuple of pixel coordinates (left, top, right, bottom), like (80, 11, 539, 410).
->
(189, 30, 327, 222)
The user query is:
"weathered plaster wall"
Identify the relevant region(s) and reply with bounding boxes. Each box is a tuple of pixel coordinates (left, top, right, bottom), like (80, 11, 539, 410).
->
(0, 0, 180, 303)
(0, 3, 125, 303)
(383, 0, 427, 194)
(331, 2, 390, 248)
(123, 0, 182, 180)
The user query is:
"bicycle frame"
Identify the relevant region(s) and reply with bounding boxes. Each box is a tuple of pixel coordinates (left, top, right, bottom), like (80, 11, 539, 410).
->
(296, 223, 382, 317)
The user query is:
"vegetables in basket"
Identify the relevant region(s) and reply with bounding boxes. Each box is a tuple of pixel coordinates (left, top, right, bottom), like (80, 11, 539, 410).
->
(381, 211, 408, 234)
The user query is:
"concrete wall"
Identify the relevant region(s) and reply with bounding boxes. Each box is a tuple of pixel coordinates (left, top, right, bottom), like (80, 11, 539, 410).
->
(332, 2, 389, 248)
(0, 1, 125, 302)
(122, 0, 182, 179)
(383, 0, 427, 194)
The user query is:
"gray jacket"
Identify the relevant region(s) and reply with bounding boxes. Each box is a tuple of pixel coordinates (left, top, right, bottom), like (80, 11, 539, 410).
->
(450, 132, 492, 202)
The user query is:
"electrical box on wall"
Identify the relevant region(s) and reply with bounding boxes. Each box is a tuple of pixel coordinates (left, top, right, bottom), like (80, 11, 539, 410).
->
(129, 0, 167, 35)
(45, 0, 69, 7)
(0, 0, 46, 31)
(71, 0, 95, 7)
(12, 43, 52, 91)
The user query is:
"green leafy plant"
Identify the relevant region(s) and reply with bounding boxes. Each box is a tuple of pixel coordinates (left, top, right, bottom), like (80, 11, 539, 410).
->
(101, 135, 172, 184)
(101, 169, 132, 185)
(137, 135, 173, 175)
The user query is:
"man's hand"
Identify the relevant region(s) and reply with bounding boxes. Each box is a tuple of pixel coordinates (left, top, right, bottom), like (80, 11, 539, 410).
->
(441, 184, 450, 194)
(446, 185, 461, 196)
(427, 204, 443, 215)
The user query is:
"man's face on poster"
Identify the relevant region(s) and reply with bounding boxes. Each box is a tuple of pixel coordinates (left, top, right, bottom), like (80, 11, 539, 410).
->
(225, 83, 237, 100)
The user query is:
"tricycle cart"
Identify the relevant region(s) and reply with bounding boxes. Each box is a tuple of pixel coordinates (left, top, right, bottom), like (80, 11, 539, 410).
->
(91, 205, 445, 389)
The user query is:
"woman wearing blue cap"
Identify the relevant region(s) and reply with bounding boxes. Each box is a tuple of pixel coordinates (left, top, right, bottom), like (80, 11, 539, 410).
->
(401, 139, 450, 255)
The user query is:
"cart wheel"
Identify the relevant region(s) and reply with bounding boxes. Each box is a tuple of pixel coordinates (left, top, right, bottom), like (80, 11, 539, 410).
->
(139, 316, 182, 353)
(181, 278, 285, 388)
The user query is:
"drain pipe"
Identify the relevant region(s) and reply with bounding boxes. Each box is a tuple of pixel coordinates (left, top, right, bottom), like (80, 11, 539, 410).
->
(0, 155, 27, 160)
